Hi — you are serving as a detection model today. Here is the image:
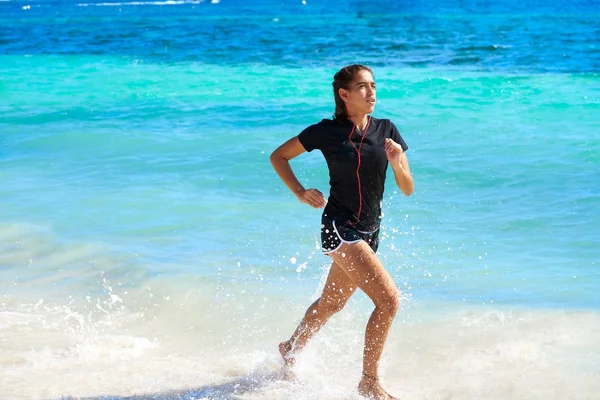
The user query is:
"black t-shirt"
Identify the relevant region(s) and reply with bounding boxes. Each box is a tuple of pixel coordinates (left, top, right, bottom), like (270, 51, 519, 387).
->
(298, 117, 408, 231)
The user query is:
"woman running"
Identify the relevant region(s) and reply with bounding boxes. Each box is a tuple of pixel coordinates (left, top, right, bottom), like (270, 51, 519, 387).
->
(270, 64, 414, 400)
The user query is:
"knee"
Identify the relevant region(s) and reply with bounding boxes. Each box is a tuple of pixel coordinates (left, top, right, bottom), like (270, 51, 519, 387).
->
(378, 290, 401, 316)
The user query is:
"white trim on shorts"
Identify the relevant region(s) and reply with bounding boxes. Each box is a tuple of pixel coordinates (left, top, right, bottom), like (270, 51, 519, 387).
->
(356, 226, 379, 234)
(322, 219, 363, 255)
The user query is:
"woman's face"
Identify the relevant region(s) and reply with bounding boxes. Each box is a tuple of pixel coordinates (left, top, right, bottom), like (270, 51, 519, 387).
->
(341, 69, 376, 116)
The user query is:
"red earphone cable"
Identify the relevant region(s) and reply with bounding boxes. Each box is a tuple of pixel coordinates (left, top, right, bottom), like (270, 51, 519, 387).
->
(347, 116, 371, 225)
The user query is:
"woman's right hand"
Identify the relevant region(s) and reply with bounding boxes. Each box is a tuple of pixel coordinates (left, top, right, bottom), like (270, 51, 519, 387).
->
(297, 188, 327, 209)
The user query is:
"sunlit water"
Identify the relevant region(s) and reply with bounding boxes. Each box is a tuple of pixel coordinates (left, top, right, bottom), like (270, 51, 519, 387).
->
(1, 0, 599, 398)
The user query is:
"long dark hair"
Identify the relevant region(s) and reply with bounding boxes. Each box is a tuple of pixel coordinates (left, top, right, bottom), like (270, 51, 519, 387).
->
(332, 64, 373, 123)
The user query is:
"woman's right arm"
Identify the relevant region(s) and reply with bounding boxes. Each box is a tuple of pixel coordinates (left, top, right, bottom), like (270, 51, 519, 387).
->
(270, 136, 327, 209)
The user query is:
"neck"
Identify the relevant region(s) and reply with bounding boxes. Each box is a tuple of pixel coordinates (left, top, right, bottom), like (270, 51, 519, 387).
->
(348, 114, 369, 130)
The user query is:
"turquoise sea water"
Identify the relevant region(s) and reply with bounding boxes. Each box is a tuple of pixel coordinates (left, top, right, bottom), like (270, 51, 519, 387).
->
(1, 1, 600, 399)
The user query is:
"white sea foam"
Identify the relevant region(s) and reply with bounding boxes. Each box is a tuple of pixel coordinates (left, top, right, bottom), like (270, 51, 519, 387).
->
(77, 0, 203, 6)
(1, 224, 598, 399)
(2, 282, 599, 399)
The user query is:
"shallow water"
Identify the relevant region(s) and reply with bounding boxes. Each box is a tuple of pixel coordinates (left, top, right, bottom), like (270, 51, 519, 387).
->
(1, 0, 599, 398)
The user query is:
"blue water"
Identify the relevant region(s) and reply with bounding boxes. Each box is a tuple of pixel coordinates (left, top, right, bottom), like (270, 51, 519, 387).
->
(3, 0, 600, 72)
(1, 1, 600, 399)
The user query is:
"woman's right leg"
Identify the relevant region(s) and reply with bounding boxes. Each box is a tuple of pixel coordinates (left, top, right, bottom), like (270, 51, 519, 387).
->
(279, 260, 358, 366)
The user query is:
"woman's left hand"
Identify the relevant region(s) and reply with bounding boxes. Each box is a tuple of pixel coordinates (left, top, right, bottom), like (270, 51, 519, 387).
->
(384, 138, 404, 167)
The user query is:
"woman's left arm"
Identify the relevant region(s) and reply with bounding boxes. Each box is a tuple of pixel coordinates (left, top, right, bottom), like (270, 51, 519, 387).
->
(385, 138, 414, 196)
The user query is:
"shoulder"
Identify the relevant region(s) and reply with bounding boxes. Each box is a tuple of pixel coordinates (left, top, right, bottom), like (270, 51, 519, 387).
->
(301, 118, 352, 137)
(302, 118, 337, 132)
(371, 117, 399, 134)
(317, 118, 345, 130)
(371, 117, 397, 128)
(298, 118, 339, 151)
(371, 117, 408, 150)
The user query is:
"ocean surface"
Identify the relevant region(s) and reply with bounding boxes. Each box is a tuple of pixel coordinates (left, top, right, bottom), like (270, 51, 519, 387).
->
(1, 0, 600, 399)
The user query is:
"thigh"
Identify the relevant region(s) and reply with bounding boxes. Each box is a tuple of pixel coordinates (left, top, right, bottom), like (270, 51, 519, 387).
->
(328, 241, 399, 306)
(320, 261, 358, 305)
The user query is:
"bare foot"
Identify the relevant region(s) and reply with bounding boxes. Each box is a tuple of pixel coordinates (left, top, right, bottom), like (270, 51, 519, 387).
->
(358, 374, 399, 400)
(278, 340, 295, 366)
(278, 340, 296, 380)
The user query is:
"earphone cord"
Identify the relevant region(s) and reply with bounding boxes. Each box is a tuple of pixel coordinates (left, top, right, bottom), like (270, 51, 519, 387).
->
(347, 116, 371, 226)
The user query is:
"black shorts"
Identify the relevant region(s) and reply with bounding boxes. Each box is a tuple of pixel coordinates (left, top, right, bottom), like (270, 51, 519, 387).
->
(321, 213, 380, 254)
